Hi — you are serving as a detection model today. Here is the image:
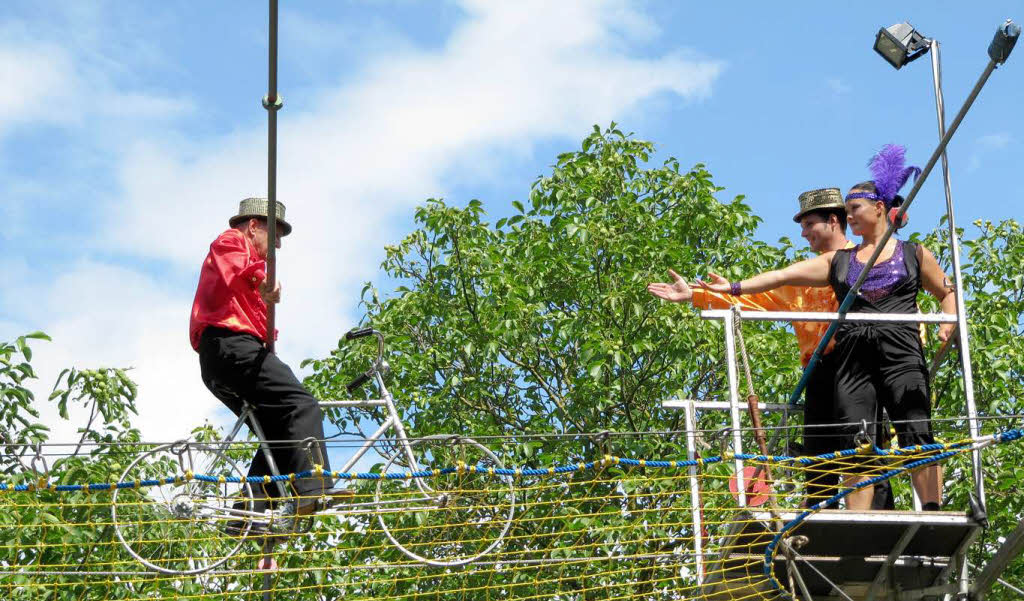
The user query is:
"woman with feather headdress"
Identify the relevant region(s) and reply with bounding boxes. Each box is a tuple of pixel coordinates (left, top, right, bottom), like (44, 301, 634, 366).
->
(655, 145, 955, 511)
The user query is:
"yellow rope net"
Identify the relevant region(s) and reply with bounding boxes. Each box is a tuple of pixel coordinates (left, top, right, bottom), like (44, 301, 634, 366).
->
(0, 431, 1011, 600)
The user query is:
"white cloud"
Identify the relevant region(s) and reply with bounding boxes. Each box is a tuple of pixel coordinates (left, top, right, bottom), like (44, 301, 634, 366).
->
(0, 43, 77, 134)
(0, 13, 193, 144)
(4, 0, 723, 445)
(968, 132, 1013, 172)
(977, 132, 1011, 149)
(106, 0, 722, 351)
(826, 77, 851, 96)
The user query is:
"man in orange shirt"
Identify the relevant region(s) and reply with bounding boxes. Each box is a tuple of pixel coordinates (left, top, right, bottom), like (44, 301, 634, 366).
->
(649, 188, 891, 507)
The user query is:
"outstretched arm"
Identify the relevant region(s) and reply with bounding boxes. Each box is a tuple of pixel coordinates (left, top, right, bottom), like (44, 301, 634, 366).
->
(648, 270, 801, 312)
(697, 252, 835, 295)
(918, 245, 957, 342)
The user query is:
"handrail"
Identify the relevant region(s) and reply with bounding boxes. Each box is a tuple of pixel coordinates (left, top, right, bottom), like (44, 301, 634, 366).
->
(701, 309, 956, 324)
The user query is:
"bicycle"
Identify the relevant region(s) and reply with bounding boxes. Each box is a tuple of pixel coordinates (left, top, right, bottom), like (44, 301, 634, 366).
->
(111, 328, 516, 575)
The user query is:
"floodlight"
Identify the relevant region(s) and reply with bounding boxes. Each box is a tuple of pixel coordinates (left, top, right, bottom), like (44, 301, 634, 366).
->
(874, 22, 930, 69)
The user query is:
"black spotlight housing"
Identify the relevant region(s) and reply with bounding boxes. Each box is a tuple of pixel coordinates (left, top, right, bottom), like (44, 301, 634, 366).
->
(874, 22, 930, 69)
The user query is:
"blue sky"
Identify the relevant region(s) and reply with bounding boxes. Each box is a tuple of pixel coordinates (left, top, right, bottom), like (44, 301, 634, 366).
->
(1, 1, 1020, 442)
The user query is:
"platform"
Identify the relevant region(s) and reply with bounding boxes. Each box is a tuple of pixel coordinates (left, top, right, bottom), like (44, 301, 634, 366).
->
(702, 509, 981, 601)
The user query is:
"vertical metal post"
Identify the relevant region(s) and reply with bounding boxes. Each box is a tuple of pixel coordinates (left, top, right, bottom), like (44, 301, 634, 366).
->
(684, 401, 705, 581)
(722, 312, 746, 506)
(929, 40, 985, 506)
(959, 555, 971, 599)
(263, 0, 281, 354)
(263, 4, 280, 596)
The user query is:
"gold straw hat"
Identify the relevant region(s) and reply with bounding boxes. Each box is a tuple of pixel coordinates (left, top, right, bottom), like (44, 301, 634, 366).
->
(228, 197, 292, 236)
(793, 188, 845, 222)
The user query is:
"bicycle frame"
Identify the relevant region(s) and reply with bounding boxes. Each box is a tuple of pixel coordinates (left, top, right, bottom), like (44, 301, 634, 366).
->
(220, 331, 432, 501)
(115, 328, 514, 573)
(319, 368, 434, 497)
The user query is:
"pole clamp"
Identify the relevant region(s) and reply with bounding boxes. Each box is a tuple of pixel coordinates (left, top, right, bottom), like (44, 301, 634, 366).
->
(262, 94, 284, 110)
(30, 443, 49, 481)
(714, 427, 732, 458)
(855, 419, 873, 448)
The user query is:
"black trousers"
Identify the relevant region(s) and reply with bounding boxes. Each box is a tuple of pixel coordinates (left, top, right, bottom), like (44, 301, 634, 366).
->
(803, 351, 841, 503)
(804, 350, 895, 509)
(832, 325, 934, 451)
(198, 327, 332, 498)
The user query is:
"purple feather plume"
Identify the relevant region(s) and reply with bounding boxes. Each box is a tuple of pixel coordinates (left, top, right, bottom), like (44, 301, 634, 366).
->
(868, 144, 921, 205)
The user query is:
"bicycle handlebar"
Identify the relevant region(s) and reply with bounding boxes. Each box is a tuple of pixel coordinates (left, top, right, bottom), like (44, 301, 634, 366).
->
(343, 329, 385, 393)
(345, 372, 372, 394)
(345, 328, 375, 340)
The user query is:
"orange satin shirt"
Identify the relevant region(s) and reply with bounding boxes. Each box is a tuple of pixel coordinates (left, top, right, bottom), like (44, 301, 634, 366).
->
(691, 242, 856, 367)
(693, 285, 838, 367)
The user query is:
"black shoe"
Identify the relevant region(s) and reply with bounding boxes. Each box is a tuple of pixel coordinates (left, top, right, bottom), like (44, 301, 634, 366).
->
(224, 519, 269, 537)
(222, 498, 269, 537)
(295, 487, 354, 514)
(225, 515, 291, 547)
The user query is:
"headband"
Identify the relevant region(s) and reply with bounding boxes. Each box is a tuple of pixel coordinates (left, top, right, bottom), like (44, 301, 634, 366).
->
(845, 191, 881, 202)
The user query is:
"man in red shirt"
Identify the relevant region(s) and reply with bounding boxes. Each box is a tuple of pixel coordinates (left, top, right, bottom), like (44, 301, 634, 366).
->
(191, 198, 345, 519)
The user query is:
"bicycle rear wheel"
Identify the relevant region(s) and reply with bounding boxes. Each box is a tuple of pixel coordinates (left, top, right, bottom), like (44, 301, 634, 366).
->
(111, 441, 254, 575)
(375, 434, 515, 566)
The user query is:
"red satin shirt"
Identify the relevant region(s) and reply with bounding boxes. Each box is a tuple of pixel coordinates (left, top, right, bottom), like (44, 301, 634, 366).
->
(190, 229, 269, 351)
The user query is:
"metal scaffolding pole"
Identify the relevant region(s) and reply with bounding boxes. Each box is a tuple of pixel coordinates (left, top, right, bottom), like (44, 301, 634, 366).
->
(929, 38, 985, 507)
(722, 310, 747, 507)
(263, 0, 282, 355)
(262, 2, 281, 597)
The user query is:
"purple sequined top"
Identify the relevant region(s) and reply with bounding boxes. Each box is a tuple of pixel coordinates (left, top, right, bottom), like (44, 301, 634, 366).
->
(846, 241, 907, 302)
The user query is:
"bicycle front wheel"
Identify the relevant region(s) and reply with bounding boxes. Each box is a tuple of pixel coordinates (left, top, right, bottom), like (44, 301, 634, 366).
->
(375, 435, 515, 566)
(111, 441, 254, 575)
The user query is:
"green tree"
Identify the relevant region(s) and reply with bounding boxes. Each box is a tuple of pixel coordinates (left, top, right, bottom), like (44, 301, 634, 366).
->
(920, 218, 1024, 596)
(303, 125, 807, 599)
(306, 124, 796, 465)
(0, 332, 52, 475)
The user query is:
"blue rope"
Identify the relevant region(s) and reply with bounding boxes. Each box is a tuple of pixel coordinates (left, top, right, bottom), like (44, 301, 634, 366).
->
(2, 431, 1015, 494)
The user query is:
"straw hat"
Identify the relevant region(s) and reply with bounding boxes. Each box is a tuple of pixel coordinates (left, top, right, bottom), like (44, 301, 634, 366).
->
(793, 188, 845, 222)
(228, 197, 292, 236)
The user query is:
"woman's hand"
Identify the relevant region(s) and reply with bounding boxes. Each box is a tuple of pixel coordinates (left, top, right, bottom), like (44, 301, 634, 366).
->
(937, 323, 956, 343)
(647, 269, 695, 303)
(918, 245, 959, 341)
(696, 272, 732, 294)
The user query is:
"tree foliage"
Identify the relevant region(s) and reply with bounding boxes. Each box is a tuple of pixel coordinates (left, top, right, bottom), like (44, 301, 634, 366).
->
(0, 332, 52, 474)
(918, 218, 1024, 590)
(305, 124, 796, 468)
